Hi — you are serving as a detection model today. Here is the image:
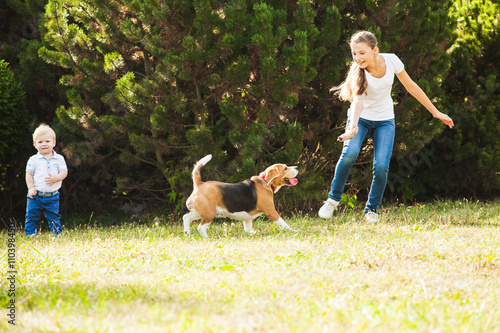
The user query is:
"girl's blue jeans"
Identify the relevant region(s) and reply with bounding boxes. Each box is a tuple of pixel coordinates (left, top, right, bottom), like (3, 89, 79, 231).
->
(25, 193, 62, 235)
(328, 118, 395, 214)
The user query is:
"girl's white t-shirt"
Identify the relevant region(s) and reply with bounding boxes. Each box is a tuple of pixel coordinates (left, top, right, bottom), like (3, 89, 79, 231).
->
(349, 53, 405, 121)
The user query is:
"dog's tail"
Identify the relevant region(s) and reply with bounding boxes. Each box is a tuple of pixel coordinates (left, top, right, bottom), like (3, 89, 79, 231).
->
(192, 154, 212, 188)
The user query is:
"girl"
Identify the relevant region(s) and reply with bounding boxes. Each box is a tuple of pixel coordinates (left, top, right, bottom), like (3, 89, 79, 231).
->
(319, 31, 454, 222)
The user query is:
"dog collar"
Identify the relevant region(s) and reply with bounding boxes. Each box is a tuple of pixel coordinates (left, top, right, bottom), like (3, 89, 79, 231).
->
(261, 175, 275, 193)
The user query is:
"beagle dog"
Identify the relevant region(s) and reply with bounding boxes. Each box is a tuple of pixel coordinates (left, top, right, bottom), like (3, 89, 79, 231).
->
(183, 154, 299, 238)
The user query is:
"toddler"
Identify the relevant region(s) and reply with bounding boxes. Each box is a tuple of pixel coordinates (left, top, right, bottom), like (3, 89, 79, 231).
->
(25, 124, 68, 236)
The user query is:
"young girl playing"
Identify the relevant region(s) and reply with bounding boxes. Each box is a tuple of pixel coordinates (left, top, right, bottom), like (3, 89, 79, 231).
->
(319, 30, 454, 222)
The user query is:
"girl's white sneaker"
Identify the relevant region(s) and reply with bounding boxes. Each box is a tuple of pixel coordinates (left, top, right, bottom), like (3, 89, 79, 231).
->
(364, 211, 379, 223)
(318, 198, 339, 219)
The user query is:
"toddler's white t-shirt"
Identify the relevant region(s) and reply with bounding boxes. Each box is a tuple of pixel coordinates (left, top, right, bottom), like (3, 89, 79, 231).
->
(26, 151, 68, 192)
(349, 53, 405, 121)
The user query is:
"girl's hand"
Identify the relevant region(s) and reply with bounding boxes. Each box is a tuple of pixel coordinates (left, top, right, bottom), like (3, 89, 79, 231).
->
(338, 125, 358, 142)
(434, 112, 454, 128)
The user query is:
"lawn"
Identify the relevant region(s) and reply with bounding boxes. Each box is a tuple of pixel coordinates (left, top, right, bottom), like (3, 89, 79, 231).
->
(1, 199, 500, 332)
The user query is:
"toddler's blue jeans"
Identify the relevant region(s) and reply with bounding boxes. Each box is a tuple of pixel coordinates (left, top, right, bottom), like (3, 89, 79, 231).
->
(328, 118, 395, 214)
(25, 193, 62, 236)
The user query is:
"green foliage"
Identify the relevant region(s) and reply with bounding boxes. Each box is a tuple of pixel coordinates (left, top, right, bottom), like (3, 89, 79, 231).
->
(390, 0, 500, 200)
(446, 0, 499, 98)
(4, 0, 492, 217)
(36, 0, 324, 212)
(405, 73, 500, 199)
(43, 0, 459, 213)
(446, 75, 500, 194)
(0, 59, 29, 216)
(0, 60, 27, 158)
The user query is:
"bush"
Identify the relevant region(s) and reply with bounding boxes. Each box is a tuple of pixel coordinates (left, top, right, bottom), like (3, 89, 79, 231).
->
(0, 59, 29, 216)
(389, 0, 500, 200)
(0, 60, 28, 158)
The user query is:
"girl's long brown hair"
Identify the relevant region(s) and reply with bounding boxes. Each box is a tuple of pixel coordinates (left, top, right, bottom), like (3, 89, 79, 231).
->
(331, 31, 378, 102)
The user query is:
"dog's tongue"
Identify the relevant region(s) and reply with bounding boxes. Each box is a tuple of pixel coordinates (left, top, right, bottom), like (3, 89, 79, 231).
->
(289, 178, 298, 186)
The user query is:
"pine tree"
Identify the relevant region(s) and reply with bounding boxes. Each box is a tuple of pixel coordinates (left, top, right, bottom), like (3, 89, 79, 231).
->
(38, 0, 331, 211)
(36, 0, 458, 213)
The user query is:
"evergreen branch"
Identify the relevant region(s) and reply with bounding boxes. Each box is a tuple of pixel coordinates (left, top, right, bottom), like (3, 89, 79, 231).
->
(51, 3, 97, 81)
(112, 145, 160, 169)
(118, 182, 174, 194)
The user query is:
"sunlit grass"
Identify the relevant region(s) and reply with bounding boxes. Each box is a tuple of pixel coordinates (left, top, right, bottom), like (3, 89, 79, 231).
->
(1, 199, 499, 332)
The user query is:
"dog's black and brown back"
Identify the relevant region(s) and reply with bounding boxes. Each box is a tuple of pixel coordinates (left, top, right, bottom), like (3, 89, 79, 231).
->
(219, 181, 258, 213)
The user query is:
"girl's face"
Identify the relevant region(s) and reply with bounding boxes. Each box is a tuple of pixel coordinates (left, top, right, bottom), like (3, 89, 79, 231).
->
(350, 42, 377, 69)
(34, 134, 56, 156)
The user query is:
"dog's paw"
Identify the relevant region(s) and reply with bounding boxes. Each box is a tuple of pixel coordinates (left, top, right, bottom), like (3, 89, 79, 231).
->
(278, 224, 297, 232)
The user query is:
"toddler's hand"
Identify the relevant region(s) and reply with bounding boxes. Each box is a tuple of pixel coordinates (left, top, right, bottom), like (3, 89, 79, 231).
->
(45, 173, 58, 186)
(28, 188, 37, 199)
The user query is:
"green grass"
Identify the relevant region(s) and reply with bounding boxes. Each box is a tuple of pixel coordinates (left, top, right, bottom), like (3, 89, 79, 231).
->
(1, 199, 500, 332)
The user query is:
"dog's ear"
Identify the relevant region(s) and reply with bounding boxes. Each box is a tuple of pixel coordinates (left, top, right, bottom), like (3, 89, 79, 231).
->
(263, 166, 280, 185)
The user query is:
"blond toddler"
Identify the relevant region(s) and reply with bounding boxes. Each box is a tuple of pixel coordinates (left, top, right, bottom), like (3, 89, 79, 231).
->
(25, 124, 68, 236)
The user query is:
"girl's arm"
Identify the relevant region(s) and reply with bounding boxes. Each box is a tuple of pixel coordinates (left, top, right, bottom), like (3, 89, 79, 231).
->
(396, 69, 454, 128)
(338, 94, 363, 142)
(349, 94, 364, 130)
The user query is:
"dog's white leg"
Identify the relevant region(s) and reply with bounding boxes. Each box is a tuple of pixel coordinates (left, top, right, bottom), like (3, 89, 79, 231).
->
(197, 223, 210, 239)
(183, 211, 200, 234)
(243, 220, 256, 235)
(274, 217, 294, 231)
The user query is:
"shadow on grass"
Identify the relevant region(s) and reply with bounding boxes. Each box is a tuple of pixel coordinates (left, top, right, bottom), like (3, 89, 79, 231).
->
(8, 280, 190, 312)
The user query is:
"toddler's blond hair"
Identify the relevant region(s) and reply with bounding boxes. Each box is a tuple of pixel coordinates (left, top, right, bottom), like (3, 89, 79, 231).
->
(33, 124, 56, 142)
